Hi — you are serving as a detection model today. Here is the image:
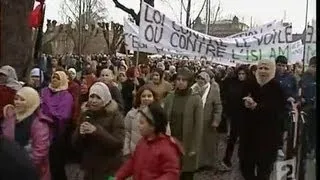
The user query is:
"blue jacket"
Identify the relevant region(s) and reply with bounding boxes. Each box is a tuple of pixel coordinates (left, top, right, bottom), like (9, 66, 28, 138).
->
(300, 72, 316, 108)
(275, 72, 298, 100)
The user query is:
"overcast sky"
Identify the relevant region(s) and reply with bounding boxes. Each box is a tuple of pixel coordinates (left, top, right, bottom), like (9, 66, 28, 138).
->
(42, 0, 316, 33)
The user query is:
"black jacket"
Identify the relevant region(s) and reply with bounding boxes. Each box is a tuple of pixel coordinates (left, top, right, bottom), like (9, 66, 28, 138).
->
(239, 78, 286, 160)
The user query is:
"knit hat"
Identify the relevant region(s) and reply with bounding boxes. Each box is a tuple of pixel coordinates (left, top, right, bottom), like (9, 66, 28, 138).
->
(15, 87, 40, 121)
(198, 72, 210, 83)
(89, 82, 112, 106)
(256, 59, 276, 86)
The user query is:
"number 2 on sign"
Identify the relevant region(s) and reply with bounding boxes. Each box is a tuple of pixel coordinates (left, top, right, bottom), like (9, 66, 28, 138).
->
(275, 159, 296, 180)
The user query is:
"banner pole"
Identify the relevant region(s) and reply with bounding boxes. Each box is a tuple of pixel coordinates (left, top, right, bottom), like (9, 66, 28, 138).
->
(302, 0, 309, 73)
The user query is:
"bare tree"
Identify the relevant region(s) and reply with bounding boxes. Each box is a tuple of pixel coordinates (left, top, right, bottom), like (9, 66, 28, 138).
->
(59, 0, 108, 54)
(112, 0, 155, 64)
(98, 22, 124, 55)
(60, 0, 107, 24)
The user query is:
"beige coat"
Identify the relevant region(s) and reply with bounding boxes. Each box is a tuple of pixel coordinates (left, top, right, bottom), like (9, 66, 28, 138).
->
(163, 91, 203, 172)
(195, 82, 223, 168)
(122, 108, 142, 156)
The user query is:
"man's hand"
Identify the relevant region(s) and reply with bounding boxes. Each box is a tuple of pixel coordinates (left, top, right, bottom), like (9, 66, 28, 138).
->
(243, 96, 257, 110)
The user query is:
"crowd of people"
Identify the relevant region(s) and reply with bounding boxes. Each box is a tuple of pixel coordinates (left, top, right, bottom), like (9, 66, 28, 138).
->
(0, 53, 316, 180)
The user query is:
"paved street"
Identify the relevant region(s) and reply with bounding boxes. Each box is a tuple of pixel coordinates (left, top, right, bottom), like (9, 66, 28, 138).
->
(195, 134, 244, 180)
(66, 133, 245, 180)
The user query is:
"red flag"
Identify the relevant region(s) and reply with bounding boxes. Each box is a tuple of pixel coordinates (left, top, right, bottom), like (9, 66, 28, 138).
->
(28, 4, 43, 28)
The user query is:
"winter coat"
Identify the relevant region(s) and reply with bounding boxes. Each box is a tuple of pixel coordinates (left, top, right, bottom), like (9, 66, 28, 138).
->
(195, 83, 223, 168)
(41, 87, 73, 139)
(275, 72, 298, 99)
(116, 134, 182, 180)
(239, 79, 286, 161)
(2, 107, 53, 180)
(224, 78, 247, 118)
(72, 100, 125, 177)
(123, 109, 142, 155)
(68, 80, 81, 126)
(163, 91, 203, 172)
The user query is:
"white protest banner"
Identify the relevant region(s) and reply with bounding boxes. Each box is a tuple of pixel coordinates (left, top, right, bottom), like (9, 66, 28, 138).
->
(288, 40, 303, 64)
(287, 23, 316, 65)
(139, 2, 293, 63)
(123, 19, 230, 63)
(227, 20, 284, 38)
(124, 19, 196, 55)
(124, 19, 155, 53)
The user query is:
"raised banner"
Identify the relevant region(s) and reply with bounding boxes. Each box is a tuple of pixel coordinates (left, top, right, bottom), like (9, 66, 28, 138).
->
(227, 20, 284, 38)
(123, 19, 218, 60)
(139, 2, 294, 62)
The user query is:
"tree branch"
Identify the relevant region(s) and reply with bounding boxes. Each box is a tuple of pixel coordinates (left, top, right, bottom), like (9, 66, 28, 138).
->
(112, 0, 138, 22)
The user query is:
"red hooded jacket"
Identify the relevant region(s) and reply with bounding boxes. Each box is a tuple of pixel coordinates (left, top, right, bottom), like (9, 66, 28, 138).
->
(116, 134, 183, 180)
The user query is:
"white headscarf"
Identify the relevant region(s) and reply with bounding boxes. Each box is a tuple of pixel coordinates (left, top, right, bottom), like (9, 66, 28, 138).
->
(68, 68, 77, 80)
(89, 82, 112, 106)
(15, 87, 40, 121)
(256, 59, 276, 86)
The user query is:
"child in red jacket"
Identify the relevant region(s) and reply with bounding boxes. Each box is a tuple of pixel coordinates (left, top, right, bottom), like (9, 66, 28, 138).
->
(116, 102, 183, 180)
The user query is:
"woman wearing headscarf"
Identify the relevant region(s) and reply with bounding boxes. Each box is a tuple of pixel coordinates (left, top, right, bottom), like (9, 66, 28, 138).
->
(41, 71, 74, 180)
(72, 82, 124, 180)
(163, 67, 203, 180)
(0, 65, 22, 123)
(239, 59, 286, 180)
(2, 87, 53, 180)
(192, 71, 223, 171)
